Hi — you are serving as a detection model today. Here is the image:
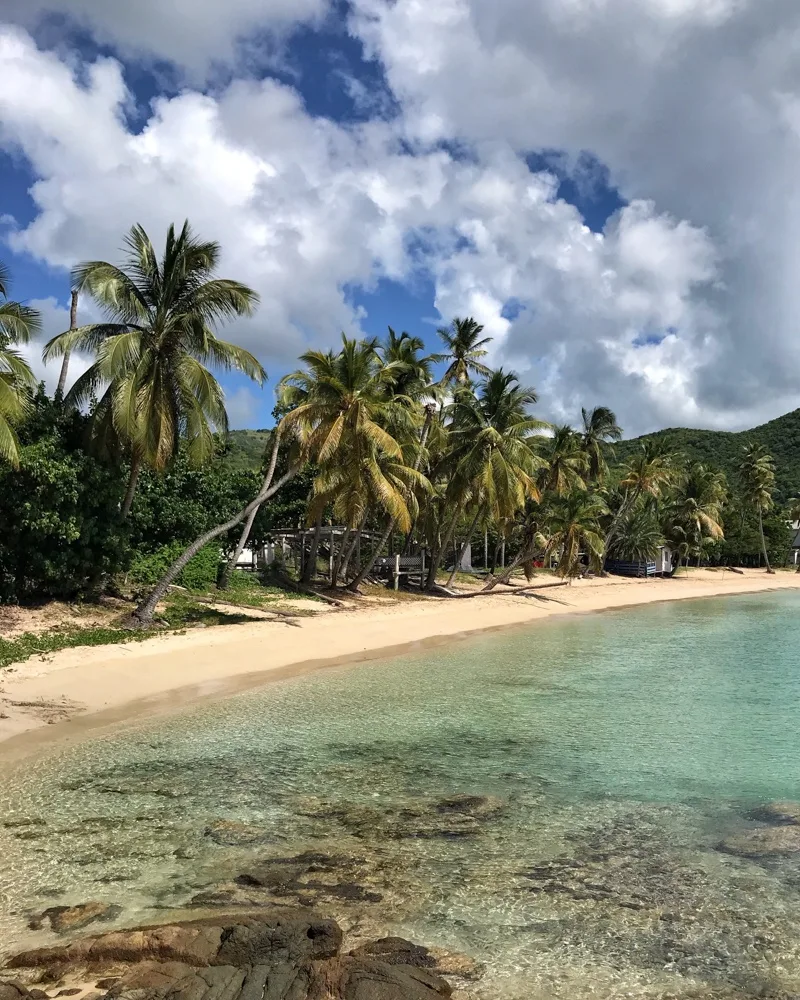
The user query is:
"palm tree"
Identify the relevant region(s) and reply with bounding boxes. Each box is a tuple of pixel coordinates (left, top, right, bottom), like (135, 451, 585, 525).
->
(604, 439, 677, 555)
(739, 443, 776, 573)
(278, 336, 426, 590)
(0, 261, 40, 467)
(440, 370, 546, 587)
(43, 222, 265, 518)
(541, 425, 587, 496)
(606, 502, 664, 564)
(580, 406, 622, 482)
(671, 464, 726, 568)
(544, 492, 608, 581)
(379, 328, 434, 400)
(434, 317, 493, 388)
(55, 290, 79, 400)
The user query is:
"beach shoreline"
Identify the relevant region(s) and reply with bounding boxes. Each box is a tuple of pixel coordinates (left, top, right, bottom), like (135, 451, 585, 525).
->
(1, 569, 798, 764)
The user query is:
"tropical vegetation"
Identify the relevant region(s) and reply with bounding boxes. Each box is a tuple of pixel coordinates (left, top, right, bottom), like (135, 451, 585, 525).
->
(0, 222, 796, 632)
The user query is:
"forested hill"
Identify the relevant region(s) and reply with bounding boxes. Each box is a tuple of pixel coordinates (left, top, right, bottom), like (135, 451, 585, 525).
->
(613, 408, 800, 500)
(224, 410, 800, 498)
(219, 429, 273, 471)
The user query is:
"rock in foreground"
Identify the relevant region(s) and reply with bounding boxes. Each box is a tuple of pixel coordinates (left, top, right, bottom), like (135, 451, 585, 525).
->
(3, 912, 459, 1000)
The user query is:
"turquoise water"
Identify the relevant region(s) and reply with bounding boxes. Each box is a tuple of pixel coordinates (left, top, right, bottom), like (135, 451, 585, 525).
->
(4, 592, 800, 997)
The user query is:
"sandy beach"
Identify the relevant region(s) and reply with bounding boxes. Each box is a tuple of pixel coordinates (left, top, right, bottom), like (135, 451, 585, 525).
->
(1, 569, 798, 760)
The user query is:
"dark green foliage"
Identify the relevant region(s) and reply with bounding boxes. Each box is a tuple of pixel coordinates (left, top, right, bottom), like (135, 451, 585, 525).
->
(128, 541, 222, 592)
(614, 409, 800, 501)
(0, 391, 128, 603)
(128, 458, 263, 553)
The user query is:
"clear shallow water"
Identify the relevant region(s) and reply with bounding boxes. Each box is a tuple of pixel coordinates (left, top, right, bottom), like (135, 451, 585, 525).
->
(4, 592, 800, 998)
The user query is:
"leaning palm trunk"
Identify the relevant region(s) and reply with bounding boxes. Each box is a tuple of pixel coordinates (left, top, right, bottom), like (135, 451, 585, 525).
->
(482, 543, 530, 592)
(120, 455, 142, 521)
(348, 517, 394, 592)
(218, 432, 283, 590)
(424, 509, 461, 592)
(302, 514, 323, 585)
(758, 507, 774, 574)
(340, 528, 361, 583)
(125, 450, 298, 629)
(331, 525, 352, 586)
(55, 290, 78, 400)
(219, 504, 260, 590)
(446, 506, 483, 587)
(350, 403, 436, 592)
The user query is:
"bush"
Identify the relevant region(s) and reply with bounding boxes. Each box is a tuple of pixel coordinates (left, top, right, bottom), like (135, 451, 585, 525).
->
(0, 399, 129, 603)
(128, 541, 222, 592)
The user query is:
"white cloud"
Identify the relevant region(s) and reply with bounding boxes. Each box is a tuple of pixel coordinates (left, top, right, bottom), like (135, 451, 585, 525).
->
(348, 0, 800, 430)
(1, 16, 784, 435)
(4, 0, 329, 77)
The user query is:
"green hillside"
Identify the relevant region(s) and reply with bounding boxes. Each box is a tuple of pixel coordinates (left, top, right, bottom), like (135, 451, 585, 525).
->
(613, 409, 800, 500)
(218, 429, 273, 471)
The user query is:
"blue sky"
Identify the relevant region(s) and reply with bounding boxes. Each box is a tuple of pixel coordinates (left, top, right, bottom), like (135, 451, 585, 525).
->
(2, 0, 798, 435)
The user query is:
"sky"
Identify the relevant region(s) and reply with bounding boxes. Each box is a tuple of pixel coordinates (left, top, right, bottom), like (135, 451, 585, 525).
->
(1, 0, 799, 436)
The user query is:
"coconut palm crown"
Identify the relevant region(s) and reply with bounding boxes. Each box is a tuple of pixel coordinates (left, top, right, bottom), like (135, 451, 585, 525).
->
(0, 261, 40, 467)
(43, 222, 265, 515)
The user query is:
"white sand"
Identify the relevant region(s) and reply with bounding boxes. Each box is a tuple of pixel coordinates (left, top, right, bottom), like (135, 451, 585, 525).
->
(2, 569, 798, 760)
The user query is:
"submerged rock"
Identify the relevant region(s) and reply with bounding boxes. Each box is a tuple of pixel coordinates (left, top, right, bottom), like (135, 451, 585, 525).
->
(295, 795, 505, 841)
(191, 851, 385, 911)
(745, 801, 800, 826)
(203, 820, 275, 847)
(717, 824, 800, 857)
(28, 902, 122, 935)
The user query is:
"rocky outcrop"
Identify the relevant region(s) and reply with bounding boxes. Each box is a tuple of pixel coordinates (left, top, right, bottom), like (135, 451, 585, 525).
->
(350, 939, 484, 982)
(3, 914, 460, 1000)
(7, 913, 341, 971)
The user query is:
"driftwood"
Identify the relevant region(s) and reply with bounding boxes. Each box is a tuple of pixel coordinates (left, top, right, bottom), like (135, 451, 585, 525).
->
(430, 580, 570, 600)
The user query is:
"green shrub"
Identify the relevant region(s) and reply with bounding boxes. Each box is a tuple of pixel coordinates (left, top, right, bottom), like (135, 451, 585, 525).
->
(128, 542, 222, 592)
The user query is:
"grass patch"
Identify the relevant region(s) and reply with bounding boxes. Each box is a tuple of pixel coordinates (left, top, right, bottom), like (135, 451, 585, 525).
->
(0, 591, 266, 671)
(160, 592, 255, 628)
(0, 625, 145, 670)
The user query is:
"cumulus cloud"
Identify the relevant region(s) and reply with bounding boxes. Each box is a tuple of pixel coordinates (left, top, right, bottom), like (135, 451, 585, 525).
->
(349, 0, 800, 429)
(4, 0, 329, 77)
(0, 13, 778, 434)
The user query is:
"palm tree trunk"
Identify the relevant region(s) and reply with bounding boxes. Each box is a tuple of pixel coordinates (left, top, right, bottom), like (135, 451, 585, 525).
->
(303, 514, 323, 585)
(219, 505, 259, 590)
(340, 527, 361, 583)
(218, 430, 283, 590)
(348, 518, 394, 592)
(402, 403, 436, 556)
(125, 463, 300, 629)
(56, 290, 78, 401)
(759, 507, 774, 573)
(120, 457, 142, 521)
(446, 506, 482, 587)
(424, 508, 461, 592)
(482, 542, 531, 592)
(332, 526, 351, 586)
(351, 403, 437, 590)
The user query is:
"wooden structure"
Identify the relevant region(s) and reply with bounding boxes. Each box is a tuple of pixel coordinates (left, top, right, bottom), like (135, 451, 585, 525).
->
(374, 554, 426, 589)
